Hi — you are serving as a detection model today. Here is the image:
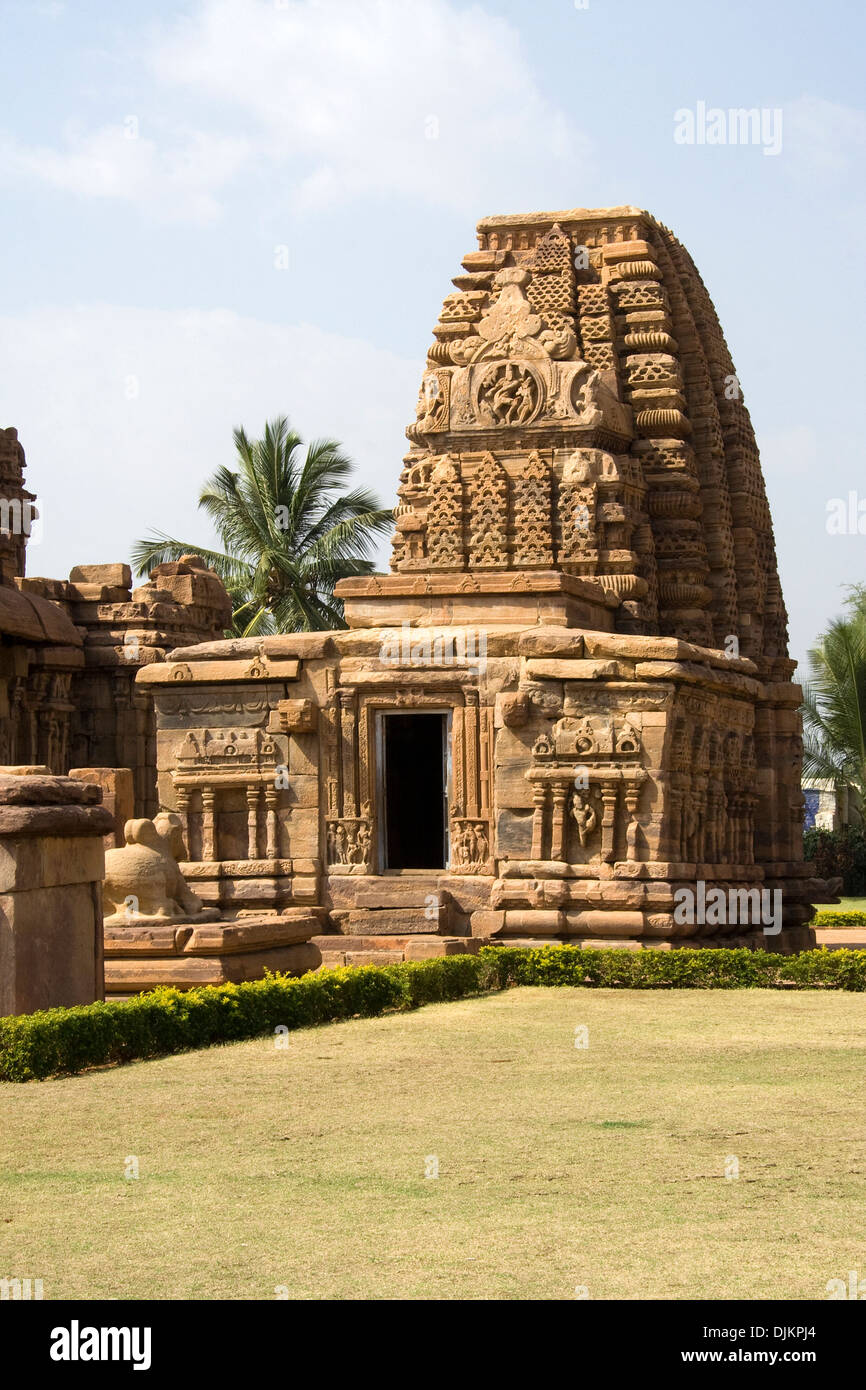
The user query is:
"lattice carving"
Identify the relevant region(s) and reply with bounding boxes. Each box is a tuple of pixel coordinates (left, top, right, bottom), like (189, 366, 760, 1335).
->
(512, 451, 553, 568)
(425, 455, 465, 569)
(468, 452, 509, 569)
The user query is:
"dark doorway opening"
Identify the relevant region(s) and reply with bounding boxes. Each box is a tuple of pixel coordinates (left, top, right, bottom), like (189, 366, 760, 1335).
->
(381, 713, 447, 870)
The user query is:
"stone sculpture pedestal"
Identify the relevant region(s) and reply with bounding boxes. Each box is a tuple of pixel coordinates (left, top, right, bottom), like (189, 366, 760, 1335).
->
(103, 911, 322, 996)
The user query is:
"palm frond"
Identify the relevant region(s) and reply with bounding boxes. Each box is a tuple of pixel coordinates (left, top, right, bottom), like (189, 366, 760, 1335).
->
(131, 416, 390, 632)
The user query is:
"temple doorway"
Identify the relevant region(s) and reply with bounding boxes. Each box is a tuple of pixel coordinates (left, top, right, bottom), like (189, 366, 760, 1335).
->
(378, 712, 448, 870)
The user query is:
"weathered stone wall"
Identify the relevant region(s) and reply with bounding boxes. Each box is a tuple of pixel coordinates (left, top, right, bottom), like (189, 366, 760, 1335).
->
(0, 429, 232, 813)
(20, 559, 232, 815)
(0, 773, 112, 1015)
(139, 624, 825, 957)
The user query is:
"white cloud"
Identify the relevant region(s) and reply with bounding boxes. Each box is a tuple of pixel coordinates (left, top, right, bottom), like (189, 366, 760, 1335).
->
(0, 305, 418, 578)
(149, 0, 587, 211)
(0, 123, 249, 224)
(1, 0, 589, 220)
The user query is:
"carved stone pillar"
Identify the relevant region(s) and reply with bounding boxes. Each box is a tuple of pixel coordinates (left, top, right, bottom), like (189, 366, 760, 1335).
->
(600, 779, 618, 863)
(551, 783, 569, 862)
(175, 788, 190, 855)
(667, 784, 682, 863)
(479, 707, 492, 820)
(338, 688, 357, 819)
(265, 786, 279, 859)
(530, 782, 547, 861)
(624, 782, 642, 862)
(201, 787, 216, 862)
(464, 690, 480, 820)
(246, 784, 260, 860)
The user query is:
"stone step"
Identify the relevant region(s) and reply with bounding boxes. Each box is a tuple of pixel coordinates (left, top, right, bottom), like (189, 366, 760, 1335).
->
(329, 876, 446, 910)
(332, 907, 454, 936)
(317, 935, 485, 968)
(104, 940, 321, 993)
(312, 933, 412, 952)
(321, 949, 405, 968)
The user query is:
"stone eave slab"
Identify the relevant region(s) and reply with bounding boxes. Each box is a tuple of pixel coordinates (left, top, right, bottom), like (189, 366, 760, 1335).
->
(137, 657, 299, 686)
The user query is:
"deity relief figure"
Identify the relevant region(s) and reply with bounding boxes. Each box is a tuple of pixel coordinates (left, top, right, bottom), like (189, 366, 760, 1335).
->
(355, 821, 371, 865)
(451, 819, 490, 871)
(571, 792, 599, 848)
(411, 371, 449, 435)
(477, 362, 540, 426)
(473, 823, 489, 863)
(326, 816, 372, 869)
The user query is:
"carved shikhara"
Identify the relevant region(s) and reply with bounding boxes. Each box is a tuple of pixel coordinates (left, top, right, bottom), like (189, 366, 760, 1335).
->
(141, 206, 835, 955)
(392, 209, 787, 659)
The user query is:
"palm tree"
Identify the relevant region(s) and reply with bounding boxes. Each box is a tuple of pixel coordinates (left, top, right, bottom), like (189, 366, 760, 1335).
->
(801, 586, 866, 816)
(132, 417, 393, 634)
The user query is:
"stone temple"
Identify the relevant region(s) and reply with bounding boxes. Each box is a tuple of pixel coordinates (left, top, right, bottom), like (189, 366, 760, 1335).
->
(123, 203, 830, 978)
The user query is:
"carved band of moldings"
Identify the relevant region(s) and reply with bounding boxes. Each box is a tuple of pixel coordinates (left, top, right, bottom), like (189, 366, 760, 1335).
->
(634, 408, 692, 438)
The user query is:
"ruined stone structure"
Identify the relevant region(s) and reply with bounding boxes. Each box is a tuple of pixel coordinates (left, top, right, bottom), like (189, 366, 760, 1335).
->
(0, 772, 111, 1014)
(138, 206, 832, 965)
(21, 559, 231, 816)
(0, 429, 254, 1003)
(0, 427, 232, 815)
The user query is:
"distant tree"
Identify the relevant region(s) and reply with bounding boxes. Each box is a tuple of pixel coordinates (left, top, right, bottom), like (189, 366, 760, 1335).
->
(801, 586, 866, 819)
(132, 417, 392, 634)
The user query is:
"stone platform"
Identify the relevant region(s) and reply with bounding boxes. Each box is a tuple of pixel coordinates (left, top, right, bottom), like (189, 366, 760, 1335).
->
(103, 911, 322, 996)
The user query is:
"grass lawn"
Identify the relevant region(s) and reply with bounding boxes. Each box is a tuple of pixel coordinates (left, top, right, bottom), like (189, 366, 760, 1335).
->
(1, 987, 864, 1301)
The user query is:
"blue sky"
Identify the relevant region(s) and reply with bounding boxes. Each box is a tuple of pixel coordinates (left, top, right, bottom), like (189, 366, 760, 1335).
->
(0, 0, 864, 673)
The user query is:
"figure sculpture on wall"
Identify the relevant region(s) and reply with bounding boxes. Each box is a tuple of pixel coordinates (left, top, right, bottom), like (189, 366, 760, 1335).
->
(571, 792, 599, 848)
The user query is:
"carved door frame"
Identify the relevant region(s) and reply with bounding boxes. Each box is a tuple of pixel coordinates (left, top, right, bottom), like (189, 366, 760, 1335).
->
(374, 707, 452, 874)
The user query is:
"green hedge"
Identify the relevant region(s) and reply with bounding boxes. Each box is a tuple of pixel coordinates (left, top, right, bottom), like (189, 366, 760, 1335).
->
(482, 946, 866, 992)
(3, 947, 865, 1082)
(0, 956, 492, 1083)
(812, 910, 866, 927)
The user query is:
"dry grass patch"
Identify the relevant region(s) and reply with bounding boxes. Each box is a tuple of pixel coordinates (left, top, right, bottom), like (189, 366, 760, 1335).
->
(0, 987, 863, 1300)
